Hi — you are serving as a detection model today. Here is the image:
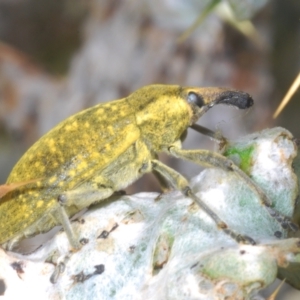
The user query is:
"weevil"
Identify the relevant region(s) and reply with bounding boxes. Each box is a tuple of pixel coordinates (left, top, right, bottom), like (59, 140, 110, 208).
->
(0, 84, 297, 250)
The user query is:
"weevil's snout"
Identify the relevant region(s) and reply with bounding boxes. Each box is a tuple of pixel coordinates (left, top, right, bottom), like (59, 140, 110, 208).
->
(215, 90, 254, 109)
(184, 87, 253, 112)
(183, 87, 254, 123)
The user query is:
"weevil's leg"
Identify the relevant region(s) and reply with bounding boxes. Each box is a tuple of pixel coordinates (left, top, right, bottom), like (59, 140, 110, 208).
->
(2, 238, 18, 251)
(190, 124, 228, 149)
(49, 255, 70, 284)
(151, 159, 256, 245)
(56, 179, 114, 249)
(168, 146, 299, 232)
(152, 153, 172, 201)
(152, 170, 171, 193)
(56, 203, 80, 249)
(57, 181, 114, 210)
(152, 170, 173, 202)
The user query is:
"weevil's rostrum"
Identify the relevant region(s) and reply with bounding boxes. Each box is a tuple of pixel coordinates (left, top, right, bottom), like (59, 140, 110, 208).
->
(1, 84, 294, 250)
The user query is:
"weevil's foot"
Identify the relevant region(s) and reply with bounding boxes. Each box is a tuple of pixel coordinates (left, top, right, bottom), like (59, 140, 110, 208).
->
(223, 228, 256, 245)
(154, 189, 173, 202)
(114, 190, 126, 196)
(66, 235, 83, 252)
(265, 206, 299, 232)
(1, 242, 9, 251)
(70, 243, 83, 253)
(155, 193, 164, 202)
(2, 238, 19, 251)
(288, 221, 299, 232)
(217, 136, 229, 153)
(50, 261, 65, 284)
(49, 256, 70, 284)
(238, 235, 256, 245)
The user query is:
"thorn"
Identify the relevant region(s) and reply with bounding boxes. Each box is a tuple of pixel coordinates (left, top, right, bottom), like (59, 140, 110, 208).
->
(273, 72, 300, 118)
(267, 279, 286, 300)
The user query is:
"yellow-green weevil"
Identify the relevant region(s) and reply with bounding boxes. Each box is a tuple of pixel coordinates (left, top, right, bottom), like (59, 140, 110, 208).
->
(0, 84, 297, 250)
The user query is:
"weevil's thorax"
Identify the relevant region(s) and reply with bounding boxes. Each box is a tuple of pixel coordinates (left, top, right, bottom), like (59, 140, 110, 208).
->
(132, 85, 192, 151)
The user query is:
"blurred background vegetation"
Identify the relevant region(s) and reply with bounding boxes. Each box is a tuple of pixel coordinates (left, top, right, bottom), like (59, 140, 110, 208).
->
(0, 0, 299, 298)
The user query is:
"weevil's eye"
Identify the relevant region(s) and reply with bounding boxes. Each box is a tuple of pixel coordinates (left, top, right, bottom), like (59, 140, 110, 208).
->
(187, 92, 204, 108)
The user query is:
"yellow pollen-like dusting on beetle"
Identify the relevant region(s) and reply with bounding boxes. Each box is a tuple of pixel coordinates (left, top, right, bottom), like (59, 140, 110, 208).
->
(90, 152, 100, 159)
(119, 111, 126, 117)
(36, 181, 41, 187)
(0, 84, 254, 249)
(39, 165, 46, 173)
(48, 139, 55, 146)
(76, 154, 84, 161)
(72, 121, 78, 129)
(36, 200, 44, 208)
(48, 176, 57, 184)
(97, 108, 104, 115)
(48, 139, 56, 152)
(77, 161, 88, 171)
(65, 124, 72, 131)
(47, 200, 55, 208)
(107, 126, 114, 135)
(50, 146, 57, 153)
(68, 170, 76, 177)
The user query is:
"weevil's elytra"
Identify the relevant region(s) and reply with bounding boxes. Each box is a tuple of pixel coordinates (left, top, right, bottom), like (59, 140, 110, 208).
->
(0, 84, 296, 250)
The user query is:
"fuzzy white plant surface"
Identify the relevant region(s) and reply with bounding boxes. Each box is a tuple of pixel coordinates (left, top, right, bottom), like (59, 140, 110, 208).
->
(0, 127, 299, 300)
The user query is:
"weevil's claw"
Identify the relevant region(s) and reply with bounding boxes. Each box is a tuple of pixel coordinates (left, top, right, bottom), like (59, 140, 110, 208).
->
(218, 137, 228, 153)
(70, 244, 82, 253)
(155, 193, 164, 202)
(49, 256, 70, 284)
(287, 221, 299, 232)
(265, 206, 298, 232)
(154, 189, 173, 202)
(223, 228, 256, 245)
(114, 190, 126, 196)
(238, 235, 256, 245)
(2, 237, 19, 251)
(50, 262, 65, 284)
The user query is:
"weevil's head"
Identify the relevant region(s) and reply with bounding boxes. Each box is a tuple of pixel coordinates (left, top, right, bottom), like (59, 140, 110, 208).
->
(181, 87, 254, 124)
